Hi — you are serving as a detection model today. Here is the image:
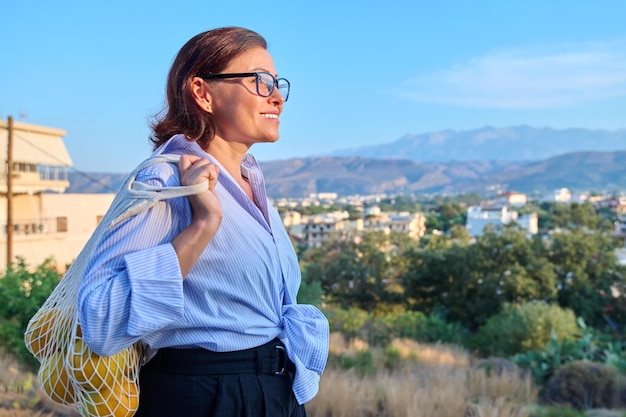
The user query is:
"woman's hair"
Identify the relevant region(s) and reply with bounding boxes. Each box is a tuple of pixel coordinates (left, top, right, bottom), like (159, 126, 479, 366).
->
(150, 27, 267, 150)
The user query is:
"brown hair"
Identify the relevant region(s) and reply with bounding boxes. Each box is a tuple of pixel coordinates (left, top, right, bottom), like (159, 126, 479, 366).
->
(150, 27, 267, 150)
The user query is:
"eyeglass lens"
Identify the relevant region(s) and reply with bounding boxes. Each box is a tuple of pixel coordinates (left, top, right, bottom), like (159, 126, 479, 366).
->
(257, 73, 289, 101)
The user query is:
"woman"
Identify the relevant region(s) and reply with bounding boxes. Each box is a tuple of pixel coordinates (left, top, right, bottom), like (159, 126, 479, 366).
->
(77, 27, 329, 417)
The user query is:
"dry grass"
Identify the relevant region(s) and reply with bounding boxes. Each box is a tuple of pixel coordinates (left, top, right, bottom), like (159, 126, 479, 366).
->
(467, 366, 537, 404)
(466, 397, 529, 417)
(390, 337, 470, 367)
(328, 332, 370, 355)
(0, 355, 32, 391)
(380, 365, 469, 417)
(0, 354, 78, 417)
(310, 368, 380, 417)
(307, 335, 538, 417)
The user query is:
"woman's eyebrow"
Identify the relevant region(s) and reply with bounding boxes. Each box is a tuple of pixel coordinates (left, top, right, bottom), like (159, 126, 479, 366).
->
(250, 67, 278, 77)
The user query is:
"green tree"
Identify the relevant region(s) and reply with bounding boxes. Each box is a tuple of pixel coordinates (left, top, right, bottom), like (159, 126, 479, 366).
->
(540, 201, 602, 231)
(449, 225, 470, 246)
(376, 195, 420, 213)
(297, 280, 324, 306)
(436, 203, 466, 232)
(424, 213, 442, 232)
(402, 243, 489, 328)
(547, 228, 626, 327)
(474, 226, 558, 305)
(301, 231, 406, 312)
(403, 226, 558, 330)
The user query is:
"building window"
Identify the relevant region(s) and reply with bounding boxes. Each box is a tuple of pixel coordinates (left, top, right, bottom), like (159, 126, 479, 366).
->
(56, 217, 68, 232)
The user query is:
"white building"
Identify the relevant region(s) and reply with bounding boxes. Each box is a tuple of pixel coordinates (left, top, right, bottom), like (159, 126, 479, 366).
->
(308, 192, 338, 201)
(466, 205, 538, 237)
(494, 192, 527, 207)
(364, 212, 426, 240)
(0, 120, 115, 271)
(303, 214, 350, 248)
(285, 207, 425, 248)
(543, 188, 572, 203)
(516, 212, 539, 235)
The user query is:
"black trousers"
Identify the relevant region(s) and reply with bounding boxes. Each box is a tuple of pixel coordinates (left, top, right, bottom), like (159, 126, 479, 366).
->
(134, 339, 306, 417)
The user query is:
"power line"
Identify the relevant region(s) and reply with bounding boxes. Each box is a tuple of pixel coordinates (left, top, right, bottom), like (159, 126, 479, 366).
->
(16, 131, 126, 194)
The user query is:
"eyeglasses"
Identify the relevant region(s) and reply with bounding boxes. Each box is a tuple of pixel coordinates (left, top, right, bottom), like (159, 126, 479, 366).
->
(198, 71, 290, 102)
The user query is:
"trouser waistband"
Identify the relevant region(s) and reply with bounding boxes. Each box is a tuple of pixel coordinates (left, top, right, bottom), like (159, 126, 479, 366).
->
(142, 339, 293, 376)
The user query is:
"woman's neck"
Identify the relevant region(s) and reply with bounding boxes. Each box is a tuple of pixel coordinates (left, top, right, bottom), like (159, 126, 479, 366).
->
(205, 138, 256, 202)
(205, 138, 249, 181)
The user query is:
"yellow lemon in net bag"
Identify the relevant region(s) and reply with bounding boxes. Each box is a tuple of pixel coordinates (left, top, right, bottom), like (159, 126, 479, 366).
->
(111, 378, 140, 417)
(40, 350, 76, 405)
(81, 377, 139, 417)
(25, 308, 61, 360)
(70, 338, 122, 389)
(80, 388, 111, 417)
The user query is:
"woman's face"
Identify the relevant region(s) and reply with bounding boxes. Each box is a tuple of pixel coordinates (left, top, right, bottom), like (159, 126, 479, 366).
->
(206, 46, 285, 149)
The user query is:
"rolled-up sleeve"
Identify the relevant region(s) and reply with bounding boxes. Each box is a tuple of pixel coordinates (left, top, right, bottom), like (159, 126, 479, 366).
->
(126, 243, 184, 336)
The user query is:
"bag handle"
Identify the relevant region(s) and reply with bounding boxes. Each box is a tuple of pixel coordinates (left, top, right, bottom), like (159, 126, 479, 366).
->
(109, 154, 209, 227)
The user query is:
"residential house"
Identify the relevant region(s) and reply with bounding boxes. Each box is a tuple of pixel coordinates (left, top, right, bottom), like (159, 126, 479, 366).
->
(466, 205, 538, 237)
(364, 209, 426, 240)
(494, 192, 527, 207)
(0, 120, 115, 271)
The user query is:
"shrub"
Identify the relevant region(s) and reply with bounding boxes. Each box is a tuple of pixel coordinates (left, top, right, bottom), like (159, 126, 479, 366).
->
(325, 307, 371, 339)
(473, 357, 519, 377)
(336, 349, 376, 377)
(0, 258, 61, 368)
(368, 311, 467, 347)
(543, 361, 621, 410)
(367, 311, 428, 346)
(421, 314, 467, 345)
(296, 280, 324, 306)
(514, 319, 626, 387)
(471, 302, 580, 357)
(383, 345, 401, 370)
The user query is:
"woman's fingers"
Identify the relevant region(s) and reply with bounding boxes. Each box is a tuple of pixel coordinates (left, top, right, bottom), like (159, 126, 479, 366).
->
(179, 155, 216, 189)
(206, 165, 219, 190)
(179, 154, 199, 171)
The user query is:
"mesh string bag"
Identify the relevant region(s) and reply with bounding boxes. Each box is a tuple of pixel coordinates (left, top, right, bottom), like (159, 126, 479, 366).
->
(24, 154, 208, 417)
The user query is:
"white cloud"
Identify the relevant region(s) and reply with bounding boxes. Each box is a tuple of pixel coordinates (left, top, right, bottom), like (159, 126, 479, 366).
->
(398, 39, 626, 109)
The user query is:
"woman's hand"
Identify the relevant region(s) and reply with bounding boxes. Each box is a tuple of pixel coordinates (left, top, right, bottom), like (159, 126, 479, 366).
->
(179, 154, 222, 224)
(173, 155, 223, 278)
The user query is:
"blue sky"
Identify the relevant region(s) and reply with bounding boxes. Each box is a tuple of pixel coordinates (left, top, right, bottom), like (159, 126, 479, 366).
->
(2, 1, 626, 172)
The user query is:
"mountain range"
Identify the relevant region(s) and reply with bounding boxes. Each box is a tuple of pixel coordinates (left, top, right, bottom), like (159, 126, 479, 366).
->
(67, 126, 626, 198)
(329, 125, 626, 162)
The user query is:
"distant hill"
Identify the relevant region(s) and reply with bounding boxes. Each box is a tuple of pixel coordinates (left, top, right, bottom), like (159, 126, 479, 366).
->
(258, 157, 519, 197)
(65, 126, 626, 197)
(329, 125, 626, 162)
(463, 151, 626, 195)
(66, 150, 626, 198)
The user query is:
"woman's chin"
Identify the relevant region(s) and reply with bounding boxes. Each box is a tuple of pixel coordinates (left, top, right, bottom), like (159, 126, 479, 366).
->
(259, 134, 280, 144)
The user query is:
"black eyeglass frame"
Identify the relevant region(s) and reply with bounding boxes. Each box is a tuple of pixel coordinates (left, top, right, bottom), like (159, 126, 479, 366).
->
(197, 72, 290, 102)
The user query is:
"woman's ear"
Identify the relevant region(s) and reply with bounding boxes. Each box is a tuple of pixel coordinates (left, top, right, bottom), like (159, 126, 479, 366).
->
(190, 77, 213, 113)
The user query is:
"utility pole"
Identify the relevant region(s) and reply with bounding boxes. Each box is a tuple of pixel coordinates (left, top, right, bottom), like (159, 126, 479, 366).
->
(6, 116, 13, 267)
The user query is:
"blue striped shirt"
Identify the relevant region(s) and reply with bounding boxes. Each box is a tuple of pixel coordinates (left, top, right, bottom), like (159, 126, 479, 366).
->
(77, 134, 329, 404)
